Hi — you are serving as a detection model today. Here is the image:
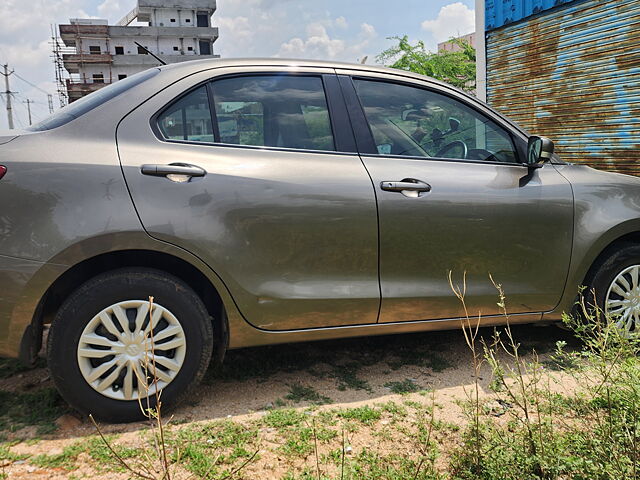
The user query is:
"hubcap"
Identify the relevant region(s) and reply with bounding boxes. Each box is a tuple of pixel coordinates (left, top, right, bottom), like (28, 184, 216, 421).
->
(76, 300, 187, 401)
(605, 265, 640, 335)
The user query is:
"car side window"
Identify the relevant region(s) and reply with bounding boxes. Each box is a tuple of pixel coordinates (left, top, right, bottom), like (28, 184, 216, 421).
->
(157, 86, 214, 142)
(353, 79, 518, 163)
(210, 75, 335, 151)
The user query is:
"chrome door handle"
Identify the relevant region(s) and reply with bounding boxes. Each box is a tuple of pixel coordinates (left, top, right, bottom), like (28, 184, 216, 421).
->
(141, 163, 207, 177)
(380, 179, 431, 193)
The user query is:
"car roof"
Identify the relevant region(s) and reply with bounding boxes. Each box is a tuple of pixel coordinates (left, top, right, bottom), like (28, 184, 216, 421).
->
(158, 57, 455, 90)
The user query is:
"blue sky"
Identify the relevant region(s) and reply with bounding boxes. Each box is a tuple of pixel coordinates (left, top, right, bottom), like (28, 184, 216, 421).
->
(0, 0, 475, 129)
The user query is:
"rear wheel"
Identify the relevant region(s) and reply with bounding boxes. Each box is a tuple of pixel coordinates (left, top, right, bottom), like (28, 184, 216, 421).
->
(47, 268, 213, 422)
(588, 244, 640, 335)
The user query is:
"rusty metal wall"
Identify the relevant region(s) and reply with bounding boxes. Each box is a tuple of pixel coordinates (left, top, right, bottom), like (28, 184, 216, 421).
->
(486, 0, 640, 175)
(485, 0, 577, 30)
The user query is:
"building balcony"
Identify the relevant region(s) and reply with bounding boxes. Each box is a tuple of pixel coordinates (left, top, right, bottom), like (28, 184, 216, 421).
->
(59, 24, 109, 47)
(65, 79, 109, 102)
(138, 0, 216, 9)
(108, 25, 218, 39)
(62, 53, 113, 73)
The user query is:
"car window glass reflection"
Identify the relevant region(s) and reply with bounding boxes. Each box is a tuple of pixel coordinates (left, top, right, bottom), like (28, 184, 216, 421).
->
(210, 75, 335, 152)
(353, 79, 518, 163)
(157, 86, 214, 143)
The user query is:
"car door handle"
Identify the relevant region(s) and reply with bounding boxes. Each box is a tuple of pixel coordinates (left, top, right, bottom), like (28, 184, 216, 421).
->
(140, 163, 207, 177)
(380, 180, 431, 193)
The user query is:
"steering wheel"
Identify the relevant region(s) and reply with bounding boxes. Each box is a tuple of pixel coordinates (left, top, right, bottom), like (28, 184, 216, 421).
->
(435, 140, 468, 159)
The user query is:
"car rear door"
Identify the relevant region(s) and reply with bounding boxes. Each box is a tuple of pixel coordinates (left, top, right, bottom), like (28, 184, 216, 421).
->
(117, 66, 380, 330)
(337, 71, 574, 322)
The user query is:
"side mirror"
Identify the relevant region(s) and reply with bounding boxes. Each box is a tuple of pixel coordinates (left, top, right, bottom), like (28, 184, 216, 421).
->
(527, 136, 554, 165)
(448, 117, 460, 133)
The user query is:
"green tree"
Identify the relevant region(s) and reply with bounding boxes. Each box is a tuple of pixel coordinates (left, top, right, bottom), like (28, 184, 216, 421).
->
(377, 35, 476, 92)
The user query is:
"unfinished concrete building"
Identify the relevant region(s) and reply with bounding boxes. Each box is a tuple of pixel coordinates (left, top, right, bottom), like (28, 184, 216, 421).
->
(57, 0, 219, 102)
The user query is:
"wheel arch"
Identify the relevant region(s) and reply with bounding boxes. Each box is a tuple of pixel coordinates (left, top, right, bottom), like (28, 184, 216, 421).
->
(28, 249, 229, 366)
(582, 231, 640, 290)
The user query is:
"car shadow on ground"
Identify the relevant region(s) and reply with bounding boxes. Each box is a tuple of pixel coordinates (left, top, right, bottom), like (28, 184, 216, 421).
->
(0, 322, 580, 441)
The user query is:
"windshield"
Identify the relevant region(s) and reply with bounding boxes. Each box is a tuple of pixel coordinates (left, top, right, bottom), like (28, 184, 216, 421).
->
(27, 68, 160, 132)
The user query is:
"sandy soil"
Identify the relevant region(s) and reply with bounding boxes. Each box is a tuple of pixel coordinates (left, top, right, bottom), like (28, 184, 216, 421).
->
(0, 323, 581, 479)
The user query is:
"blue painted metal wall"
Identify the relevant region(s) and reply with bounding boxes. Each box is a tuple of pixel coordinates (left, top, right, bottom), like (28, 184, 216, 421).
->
(486, 0, 577, 31)
(485, 0, 640, 175)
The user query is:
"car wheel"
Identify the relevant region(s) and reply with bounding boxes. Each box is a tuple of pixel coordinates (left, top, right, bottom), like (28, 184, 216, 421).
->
(588, 244, 640, 335)
(47, 267, 214, 422)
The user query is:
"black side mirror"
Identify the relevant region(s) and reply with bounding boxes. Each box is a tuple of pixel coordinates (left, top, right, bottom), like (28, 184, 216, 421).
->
(527, 136, 554, 166)
(448, 117, 460, 132)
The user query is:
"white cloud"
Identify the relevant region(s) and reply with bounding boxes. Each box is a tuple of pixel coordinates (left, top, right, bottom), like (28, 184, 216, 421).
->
(215, 0, 293, 57)
(421, 2, 475, 43)
(277, 20, 376, 62)
(360, 22, 375, 38)
(216, 1, 380, 63)
(97, 0, 129, 21)
(278, 23, 345, 59)
(216, 15, 254, 51)
(334, 16, 348, 29)
(0, 0, 87, 38)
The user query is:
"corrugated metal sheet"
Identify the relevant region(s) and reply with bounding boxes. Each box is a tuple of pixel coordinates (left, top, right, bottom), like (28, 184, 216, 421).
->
(486, 0, 640, 175)
(486, 0, 578, 31)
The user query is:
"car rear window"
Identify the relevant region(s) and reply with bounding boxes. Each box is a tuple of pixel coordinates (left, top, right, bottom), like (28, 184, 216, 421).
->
(27, 68, 160, 132)
(155, 74, 336, 152)
(211, 75, 335, 151)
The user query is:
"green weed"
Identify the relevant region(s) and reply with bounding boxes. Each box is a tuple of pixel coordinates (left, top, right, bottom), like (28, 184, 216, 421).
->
(330, 363, 372, 392)
(285, 383, 331, 405)
(335, 406, 381, 425)
(263, 409, 306, 429)
(385, 378, 421, 394)
(0, 387, 68, 434)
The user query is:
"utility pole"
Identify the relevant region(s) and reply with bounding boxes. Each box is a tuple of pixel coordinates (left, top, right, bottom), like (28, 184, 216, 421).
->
(47, 94, 54, 114)
(1, 64, 15, 130)
(23, 99, 32, 125)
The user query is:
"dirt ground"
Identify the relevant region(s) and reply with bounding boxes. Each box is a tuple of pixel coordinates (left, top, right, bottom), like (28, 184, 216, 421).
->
(0, 323, 581, 479)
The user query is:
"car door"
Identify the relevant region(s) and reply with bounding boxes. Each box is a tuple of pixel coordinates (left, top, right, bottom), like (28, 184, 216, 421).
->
(117, 68, 380, 330)
(338, 72, 574, 322)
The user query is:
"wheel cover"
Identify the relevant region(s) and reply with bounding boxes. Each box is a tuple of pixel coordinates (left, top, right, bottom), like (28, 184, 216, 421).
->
(76, 300, 187, 401)
(605, 265, 640, 335)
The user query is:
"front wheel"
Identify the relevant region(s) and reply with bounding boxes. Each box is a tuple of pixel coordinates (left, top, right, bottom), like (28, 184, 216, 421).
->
(588, 244, 640, 335)
(47, 268, 214, 422)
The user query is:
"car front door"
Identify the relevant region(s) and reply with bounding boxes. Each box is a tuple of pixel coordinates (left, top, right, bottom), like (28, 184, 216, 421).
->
(117, 68, 380, 330)
(339, 73, 574, 323)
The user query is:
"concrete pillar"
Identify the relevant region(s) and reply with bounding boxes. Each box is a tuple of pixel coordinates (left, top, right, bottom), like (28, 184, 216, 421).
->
(475, 0, 487, 102)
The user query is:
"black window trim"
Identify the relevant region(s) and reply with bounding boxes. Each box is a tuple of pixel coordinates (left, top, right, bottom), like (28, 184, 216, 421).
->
(150, 71, 359, 155)
(28, 67, 161, 132)
(341, 75, 526, 167)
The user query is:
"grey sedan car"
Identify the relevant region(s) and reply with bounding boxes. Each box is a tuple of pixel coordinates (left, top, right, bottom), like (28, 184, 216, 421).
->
(1, 58, 639, 421)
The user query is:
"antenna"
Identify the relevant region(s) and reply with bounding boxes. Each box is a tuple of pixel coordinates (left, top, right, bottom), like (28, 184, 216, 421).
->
(134, 42, 167, 66)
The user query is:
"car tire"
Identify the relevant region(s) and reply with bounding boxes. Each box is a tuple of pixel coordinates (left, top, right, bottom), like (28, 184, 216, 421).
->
(587, 243, 640, 334)
(47, 267, 214, 423)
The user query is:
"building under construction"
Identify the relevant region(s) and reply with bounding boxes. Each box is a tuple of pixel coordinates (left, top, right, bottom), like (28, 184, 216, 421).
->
(54, 0, 219, 103)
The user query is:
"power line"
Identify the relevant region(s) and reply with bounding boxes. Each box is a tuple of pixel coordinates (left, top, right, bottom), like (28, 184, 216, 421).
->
(11, 96, 38, 127)
(11, 101, 23, 128)
(13, 72, 50, 96)
(0, 55, 56, 114)
(12, 94, 45, 123)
